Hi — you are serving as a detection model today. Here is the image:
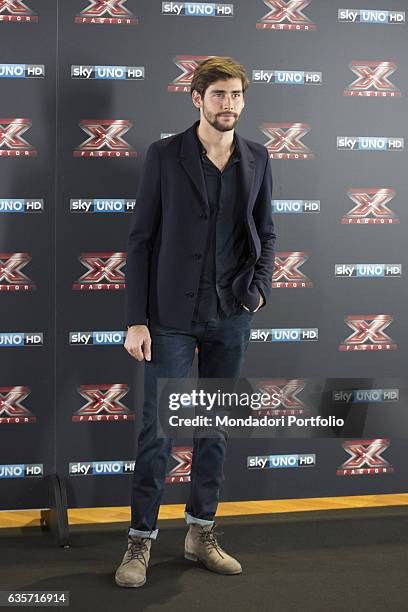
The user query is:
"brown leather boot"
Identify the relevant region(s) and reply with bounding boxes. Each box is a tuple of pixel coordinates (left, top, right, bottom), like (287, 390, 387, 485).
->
(184, 523, 242, 575)
(115, 535, 151, 588)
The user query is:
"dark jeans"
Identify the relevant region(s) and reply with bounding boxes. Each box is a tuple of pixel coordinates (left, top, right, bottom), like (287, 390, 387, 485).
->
(129, 310, 253, 538)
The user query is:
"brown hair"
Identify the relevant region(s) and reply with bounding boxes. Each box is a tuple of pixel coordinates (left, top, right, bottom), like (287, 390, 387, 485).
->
(190, 56, 250, 98)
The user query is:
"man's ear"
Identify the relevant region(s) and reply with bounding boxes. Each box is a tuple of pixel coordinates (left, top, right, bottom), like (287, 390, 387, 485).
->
(191, 89, 202, 110)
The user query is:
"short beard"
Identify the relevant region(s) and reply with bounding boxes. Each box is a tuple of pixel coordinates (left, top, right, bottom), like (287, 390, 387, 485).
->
(202, 105, 239, 132)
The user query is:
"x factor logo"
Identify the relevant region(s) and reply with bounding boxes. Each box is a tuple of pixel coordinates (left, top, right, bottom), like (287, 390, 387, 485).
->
(0, 0, 37, 22)
(256, 0, 315, 30)
(261, 123, 314, 159)
(337, 439, 393, 475)
(166, 446, 192, 483)
(0, 386, 34, 424)
(340, 314, 397, 351)
(0, 253, 36, 291)
(272, 252, 313, 287)
(344, 61, 400, 97)
(342, 188, 399, 224)
(73, 383, 132, 422)
(0, 118, 36, 157)
(75, 0, 138, 24)
(74, 120, 137, 157)
(168, 55, 212, 92)
(254, 379, 307, 416)
(73, 252, 126, 290)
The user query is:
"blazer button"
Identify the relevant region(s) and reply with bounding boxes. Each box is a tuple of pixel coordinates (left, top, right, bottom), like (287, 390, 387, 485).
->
(199, 213, 208, 220)
(193, 253, 202, 260)
(185, 291, 195, 298)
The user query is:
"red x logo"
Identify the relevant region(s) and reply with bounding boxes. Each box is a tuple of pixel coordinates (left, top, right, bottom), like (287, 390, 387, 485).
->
(74, 384, 131, 421)
(272, 252, 312, 287)
(340, 314, 397, 351)
(0, 118, 35, 155)
(168, 56, 212, 92)
(166, 447, 193, 483)
(257, 0, 315, 30)
(345, 188, 397, 222)
(345, 61, 399, 96)
(261, 123, 313, 159)
(74, 119, 136, 157)
(337, 439, 393, 475)
(0, 0, 37, 16)
(0, 252, 35, 290)
(0, 386, 33, 421)
(73, 252, 126, 289)
(256, 379, 307, 414)
(78, 0, 132, 18)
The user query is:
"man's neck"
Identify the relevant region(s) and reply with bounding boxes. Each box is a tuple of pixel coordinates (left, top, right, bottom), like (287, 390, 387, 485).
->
(196, 120, 235, 155)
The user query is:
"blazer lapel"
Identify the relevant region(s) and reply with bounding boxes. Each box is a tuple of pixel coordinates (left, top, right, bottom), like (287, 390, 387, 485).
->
(178, 123, 209, 214)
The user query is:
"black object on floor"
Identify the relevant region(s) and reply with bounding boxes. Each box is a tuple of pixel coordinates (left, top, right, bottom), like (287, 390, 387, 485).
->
(1, 506, 408, 612)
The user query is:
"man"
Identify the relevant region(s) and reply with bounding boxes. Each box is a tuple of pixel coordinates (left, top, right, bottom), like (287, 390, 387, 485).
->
(115, 57, 276, 588)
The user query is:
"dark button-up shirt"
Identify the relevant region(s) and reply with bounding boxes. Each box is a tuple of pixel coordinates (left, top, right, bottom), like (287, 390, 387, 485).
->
(192, 132, 250, 322)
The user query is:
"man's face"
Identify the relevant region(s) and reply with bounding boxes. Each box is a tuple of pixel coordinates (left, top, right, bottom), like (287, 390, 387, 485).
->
(193, 77, 245, 132)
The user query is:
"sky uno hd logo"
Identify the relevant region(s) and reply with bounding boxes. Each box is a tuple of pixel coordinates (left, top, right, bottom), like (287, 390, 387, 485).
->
(337, 439, 393, 476)
(72, 252, 126, 290)
(250, 328, 318, 342)
(71, 65, 144, 80)
(74, 120, 137, 157)
(339, 314, 397, 351)
(0, 253, 36, 291)
(0, 0, 38, 22)
(0, 332, 43, 347)
(73, 383, 132, 422)
(75, 0, 138, 24)
(70, 461, 135, 476)
(272, 199, 320, 213)
(253, 69, 321, 85)
(0, 118, 36, 157)
(342, 188, 399, 224)
(261, 123, 314, 159)
(0, 464, 43, 478)
(162, 3, 234, 17)
(0, 386, 35, 424)
(257, 0, 315, 30)
(272, 252, 313, 287)
(247, 454, 316, 469)
(0, 199, 44, 213)
(344, 61, 400, 97)
(334, 263, 401, 278)
(337, 136, 403, 151)
(168, 55, 212, 92)
(69, 448, 192, 483)
(333, 388, 399, 403)
(70, 199, 135, 213)
(253, 379, 308, 415)
(70, 331, 125, 345)
(338, 9, 405, 24)
(0, 64, 44, 78)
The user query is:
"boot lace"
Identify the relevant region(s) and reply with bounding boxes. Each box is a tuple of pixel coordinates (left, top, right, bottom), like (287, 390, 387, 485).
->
(199, 526, 225, 558)
(125, 537, 149, 567)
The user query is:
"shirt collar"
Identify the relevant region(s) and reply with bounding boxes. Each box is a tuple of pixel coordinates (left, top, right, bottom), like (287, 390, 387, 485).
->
(195, 127, 241, 162)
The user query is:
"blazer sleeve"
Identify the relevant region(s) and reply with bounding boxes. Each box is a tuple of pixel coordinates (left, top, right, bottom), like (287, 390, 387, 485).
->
(125, 142, 161, 327)
(252, 150, 276, 309)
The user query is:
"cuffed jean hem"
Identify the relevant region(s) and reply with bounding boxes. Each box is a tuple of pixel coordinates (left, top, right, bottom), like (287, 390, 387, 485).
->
(184, 511, 215, 526)
(128, 526, 159, 540)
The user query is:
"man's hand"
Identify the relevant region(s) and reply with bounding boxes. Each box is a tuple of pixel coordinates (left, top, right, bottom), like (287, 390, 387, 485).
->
(124, 325, 151, 361)
(242, 291, 264, 313)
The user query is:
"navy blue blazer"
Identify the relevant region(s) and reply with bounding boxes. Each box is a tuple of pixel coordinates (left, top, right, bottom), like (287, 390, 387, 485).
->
(125, 121, 276, 330)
